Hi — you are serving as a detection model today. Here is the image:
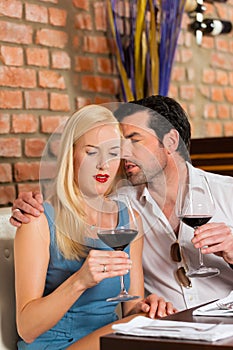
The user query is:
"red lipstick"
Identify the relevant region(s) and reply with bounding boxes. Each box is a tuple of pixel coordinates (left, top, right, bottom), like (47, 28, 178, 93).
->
(94, 174, 110, 183)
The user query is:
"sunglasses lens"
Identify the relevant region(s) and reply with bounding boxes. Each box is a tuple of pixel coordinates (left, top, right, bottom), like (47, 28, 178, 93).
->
(175, 267, 192, 288)
(170, 242, 181, 262)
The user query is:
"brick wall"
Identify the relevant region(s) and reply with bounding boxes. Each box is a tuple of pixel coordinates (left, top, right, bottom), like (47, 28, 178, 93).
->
(0, 0, 232, 206)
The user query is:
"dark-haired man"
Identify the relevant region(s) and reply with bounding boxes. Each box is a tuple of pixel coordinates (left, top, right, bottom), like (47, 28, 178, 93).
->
(11, 95, 233, 310)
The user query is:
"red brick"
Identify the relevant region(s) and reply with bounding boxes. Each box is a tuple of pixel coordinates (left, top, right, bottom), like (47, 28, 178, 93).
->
(199, 85, 210, 98)
(0, 0, 22, 18)
(94, 96, 118, 105)
(48, 7, 67, 27)
(97, 57, 115, 74)
(216, 38, 230, 52)
(223, 122, 233, 136)
(14, 162, 40, 181)
(0, 21, 32, 44)
(171, 66, 185, 82)
(0, 185, 15, 205)
(202, 69, 215, 84)
(41, 115, 67, 133)
(0, 113, 10, 133)
(26, 48, 49, 67)
(39, 71, 66, 89)
(0, 164, 12, 182)
(211, 87, 224, 102)
(167, 84, 178, 99)
(50, 93, 70, 111)
(76, 96, 92, 109)
(40, 0, 58, 3)
(204, 122, 223, 137)
(187, 104, 196, 119)
(36, 29, 68, 48)
(49, 139, 60, 157)
(0, 46, 23, 66)
(0, 138, 21, 157)
(94, 2, 107, 31)
(24, 91, 49, 109)
(72, 35, 79, 49)
(81, 75, 119, 95)
(0, 90, 22, 109)
(74, 56, 94, 72)
(224, 87, 233, 103)
(17, 183, 40, 194)
(12, 114, 38, 133)
(83, 36, 109, 54)
(0, 67, 36, 88)
(40, 161, 57, 180)
(180, 49, 193, 63)
(216, 70, 229, 86)
(217, 104, 230, 119)
(180, 85, 195, 100)
(203, 104, 217, 119)
(25, 138, 47, 157)
(211, 53, 232, 70)
(72, 0, 89, 10)
(229, 72, 233, 86)
(51, 51, 71, 69)
(25, 3, 48, 23)
(75, 13, 92, 30)
(201, 36, 214, 49)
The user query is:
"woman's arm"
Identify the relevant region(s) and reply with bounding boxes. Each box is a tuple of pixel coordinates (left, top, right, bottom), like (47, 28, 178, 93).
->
(14, 214, 87, 343)
(14, 213, 133, 344)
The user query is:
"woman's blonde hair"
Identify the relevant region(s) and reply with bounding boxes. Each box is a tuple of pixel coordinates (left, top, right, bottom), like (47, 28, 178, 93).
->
(49, 104, 122, 260)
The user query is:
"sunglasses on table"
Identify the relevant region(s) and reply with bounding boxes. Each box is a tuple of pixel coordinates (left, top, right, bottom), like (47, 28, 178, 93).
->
(170, 241, 192, 288)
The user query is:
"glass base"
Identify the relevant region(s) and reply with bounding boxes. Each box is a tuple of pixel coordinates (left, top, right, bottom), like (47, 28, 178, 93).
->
(107, 294, 140, 302)
(187, 266, 220, 278)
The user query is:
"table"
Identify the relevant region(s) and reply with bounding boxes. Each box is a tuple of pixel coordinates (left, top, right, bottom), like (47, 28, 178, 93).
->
(100, 305, 233, 350)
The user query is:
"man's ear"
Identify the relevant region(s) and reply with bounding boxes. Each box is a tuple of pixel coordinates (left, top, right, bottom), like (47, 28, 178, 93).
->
(163, 129, 179, 154)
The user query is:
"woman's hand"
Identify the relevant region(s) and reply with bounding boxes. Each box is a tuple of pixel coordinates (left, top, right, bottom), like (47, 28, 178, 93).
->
(77, 249, 132, 289)
(132, 294, 178, 319)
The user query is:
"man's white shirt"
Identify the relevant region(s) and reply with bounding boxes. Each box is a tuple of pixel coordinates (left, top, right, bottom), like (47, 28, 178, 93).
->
(118, 163, 233, 310)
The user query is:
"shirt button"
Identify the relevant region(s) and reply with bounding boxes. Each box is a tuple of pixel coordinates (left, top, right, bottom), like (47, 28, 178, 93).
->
(189, 296, 193, 301)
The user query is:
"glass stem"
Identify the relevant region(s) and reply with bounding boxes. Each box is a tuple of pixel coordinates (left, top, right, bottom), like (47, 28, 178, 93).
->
(120, 275, 128, 295)
(195, 226, 204, 268)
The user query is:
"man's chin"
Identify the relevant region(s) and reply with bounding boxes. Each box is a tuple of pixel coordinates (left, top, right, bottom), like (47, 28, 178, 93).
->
(127, 174, 147, 186)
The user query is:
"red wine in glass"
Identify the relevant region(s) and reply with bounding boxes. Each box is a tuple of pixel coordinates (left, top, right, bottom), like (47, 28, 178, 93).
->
(177, 176, 220, 278)
(97, 229, 138, 251)
(180, 215, 212, 228)
(97, 194, 140, 302)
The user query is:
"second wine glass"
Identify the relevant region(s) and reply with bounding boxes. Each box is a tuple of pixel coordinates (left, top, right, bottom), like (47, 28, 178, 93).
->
(97, 193, 140, 302)
(177, 175, 220, 278)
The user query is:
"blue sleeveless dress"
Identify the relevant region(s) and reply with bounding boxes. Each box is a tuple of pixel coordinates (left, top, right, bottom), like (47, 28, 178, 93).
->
(17, 202, 130, 350)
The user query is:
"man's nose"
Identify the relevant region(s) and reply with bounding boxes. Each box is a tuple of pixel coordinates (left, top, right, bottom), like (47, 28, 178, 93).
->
(121, 139, 133, 159)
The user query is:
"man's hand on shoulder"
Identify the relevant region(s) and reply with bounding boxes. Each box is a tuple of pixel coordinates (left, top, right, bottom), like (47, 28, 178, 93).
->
(10, 191, 44, 227)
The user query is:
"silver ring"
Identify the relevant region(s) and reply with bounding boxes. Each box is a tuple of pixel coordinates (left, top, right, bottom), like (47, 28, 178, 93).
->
(102, 264, 107, 273)
(13, 208, 21, 215)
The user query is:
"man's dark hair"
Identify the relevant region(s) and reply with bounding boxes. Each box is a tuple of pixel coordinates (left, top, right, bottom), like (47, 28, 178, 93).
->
(114, 95, 191, 161)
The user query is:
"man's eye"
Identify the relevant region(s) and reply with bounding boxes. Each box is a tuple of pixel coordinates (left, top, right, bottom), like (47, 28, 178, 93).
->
(131, 138, 140, 143)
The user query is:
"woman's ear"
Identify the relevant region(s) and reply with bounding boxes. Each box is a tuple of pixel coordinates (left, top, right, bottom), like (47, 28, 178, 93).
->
(163, 129, 179, 154)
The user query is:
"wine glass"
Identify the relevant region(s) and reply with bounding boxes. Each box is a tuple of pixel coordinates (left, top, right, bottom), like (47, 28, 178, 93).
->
(176, 175, 220, 278)
(97, 194, 140, 302)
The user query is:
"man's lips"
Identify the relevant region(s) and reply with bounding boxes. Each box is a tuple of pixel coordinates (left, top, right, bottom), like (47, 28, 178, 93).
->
(124, 161, 139, 173)
(94, 174, 110, 183)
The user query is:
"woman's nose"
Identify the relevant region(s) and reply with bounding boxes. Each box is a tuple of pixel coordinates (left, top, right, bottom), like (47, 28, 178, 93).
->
(96, 157, 110, 170)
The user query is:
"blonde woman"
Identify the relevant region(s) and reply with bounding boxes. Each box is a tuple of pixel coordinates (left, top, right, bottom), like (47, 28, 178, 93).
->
(14, 105, 176, 350)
